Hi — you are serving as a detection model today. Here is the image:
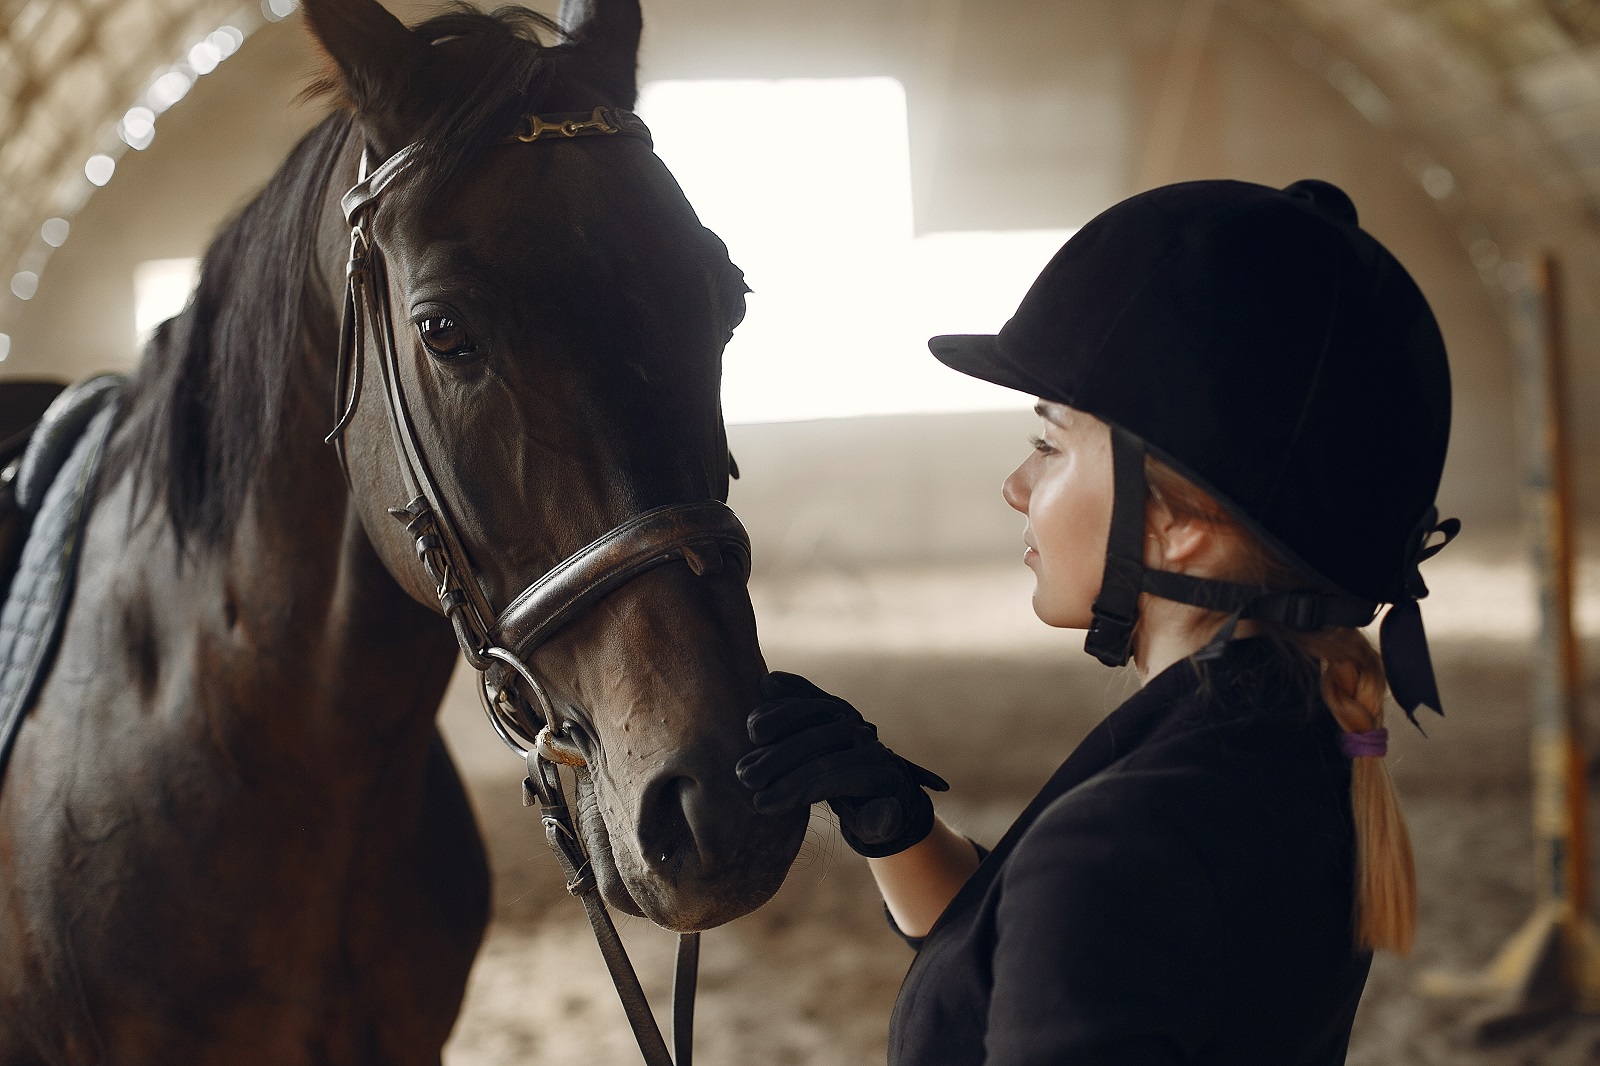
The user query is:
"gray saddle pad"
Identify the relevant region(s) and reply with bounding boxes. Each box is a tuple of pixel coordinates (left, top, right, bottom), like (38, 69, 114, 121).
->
(0, 377, 123, 779)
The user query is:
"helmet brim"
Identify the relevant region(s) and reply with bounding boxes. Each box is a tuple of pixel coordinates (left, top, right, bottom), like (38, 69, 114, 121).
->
(928, 333, 1063, 402)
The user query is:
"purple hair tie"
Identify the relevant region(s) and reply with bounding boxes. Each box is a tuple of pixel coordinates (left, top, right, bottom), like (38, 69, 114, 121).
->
(1340, 728, 1388, 759)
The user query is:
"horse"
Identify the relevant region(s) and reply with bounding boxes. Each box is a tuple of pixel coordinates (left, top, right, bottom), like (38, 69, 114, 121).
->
(0, 0, 808, 1060)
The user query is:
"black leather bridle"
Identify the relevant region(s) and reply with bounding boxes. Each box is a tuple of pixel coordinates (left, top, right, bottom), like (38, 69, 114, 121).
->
(325, 106, 746, 1066)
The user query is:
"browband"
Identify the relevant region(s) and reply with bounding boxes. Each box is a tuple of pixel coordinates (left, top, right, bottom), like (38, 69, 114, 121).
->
(341, 107, 652, 224)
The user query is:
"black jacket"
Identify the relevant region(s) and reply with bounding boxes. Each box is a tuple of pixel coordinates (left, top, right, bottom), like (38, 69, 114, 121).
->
(889, 639, 1371, 1065)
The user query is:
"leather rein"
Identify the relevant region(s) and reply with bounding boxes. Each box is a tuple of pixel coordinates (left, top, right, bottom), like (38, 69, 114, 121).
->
(325, 106, 741, 1066)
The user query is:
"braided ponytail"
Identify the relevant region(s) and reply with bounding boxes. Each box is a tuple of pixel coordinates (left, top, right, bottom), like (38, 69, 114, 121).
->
(1283, 627, 1416, 954)
(1145, 456, 1418, 955)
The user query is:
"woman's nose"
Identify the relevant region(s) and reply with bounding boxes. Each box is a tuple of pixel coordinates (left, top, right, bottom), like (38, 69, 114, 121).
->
(1002, 462, 1030, 514)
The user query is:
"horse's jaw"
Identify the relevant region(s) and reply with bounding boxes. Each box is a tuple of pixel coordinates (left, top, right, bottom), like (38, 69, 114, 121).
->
(576, 769, 808, 932)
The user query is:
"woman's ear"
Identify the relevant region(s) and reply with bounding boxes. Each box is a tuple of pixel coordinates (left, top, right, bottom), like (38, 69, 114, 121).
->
(1146, 504, 1212, 571)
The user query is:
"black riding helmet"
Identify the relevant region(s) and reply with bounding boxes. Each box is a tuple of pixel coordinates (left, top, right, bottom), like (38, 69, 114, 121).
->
(931, 178, 1456, 724)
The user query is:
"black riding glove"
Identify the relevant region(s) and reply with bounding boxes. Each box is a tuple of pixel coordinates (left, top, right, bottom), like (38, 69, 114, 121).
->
(735, 671, 949, 858)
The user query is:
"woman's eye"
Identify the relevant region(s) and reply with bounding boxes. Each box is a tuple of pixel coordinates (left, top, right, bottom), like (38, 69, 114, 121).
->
(416, 316, 476, 359)
(1029, 434, 1056, 456)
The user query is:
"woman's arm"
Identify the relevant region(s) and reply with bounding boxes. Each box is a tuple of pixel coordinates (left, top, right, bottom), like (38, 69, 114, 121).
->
(869, 816, 983, 938)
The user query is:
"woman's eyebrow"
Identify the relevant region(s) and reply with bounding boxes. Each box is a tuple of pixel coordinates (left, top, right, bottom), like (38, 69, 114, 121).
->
(1034, 402, 1069, 428)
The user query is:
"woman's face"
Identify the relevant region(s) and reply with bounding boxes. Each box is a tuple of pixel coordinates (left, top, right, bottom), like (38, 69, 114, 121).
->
(1002, 402, 1114, 629)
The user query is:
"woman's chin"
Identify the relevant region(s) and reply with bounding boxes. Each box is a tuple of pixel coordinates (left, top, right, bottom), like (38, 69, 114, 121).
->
(1030, 590, 1092, 631)
(1029, 589, 1062, 626)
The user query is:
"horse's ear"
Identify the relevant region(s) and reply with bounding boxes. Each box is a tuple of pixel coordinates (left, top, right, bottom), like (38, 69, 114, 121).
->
(301, 0, 429, 127)
(559, 0, 642, 108)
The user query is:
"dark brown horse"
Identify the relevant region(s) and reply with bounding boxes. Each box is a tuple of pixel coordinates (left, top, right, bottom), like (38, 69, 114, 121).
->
(0, 1, 807, 1060)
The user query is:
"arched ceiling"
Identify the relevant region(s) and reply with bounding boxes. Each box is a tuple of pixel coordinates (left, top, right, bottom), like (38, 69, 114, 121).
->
(4, 0, 1600, 335)
(0, 0, 282, 337)
(1263, 0, 1600, 261)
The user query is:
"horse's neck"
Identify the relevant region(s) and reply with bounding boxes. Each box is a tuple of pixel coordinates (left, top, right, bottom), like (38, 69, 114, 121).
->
(111, 277, 461, 769)
(221, 341, 461, 760)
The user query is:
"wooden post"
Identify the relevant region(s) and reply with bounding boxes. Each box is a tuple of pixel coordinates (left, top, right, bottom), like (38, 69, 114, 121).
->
(1419, 253, 1600, 1036)
(1525, 255, 1591, 991)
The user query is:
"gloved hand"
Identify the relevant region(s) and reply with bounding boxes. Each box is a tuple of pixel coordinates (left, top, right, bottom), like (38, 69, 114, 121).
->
(735, 671, 949, 858)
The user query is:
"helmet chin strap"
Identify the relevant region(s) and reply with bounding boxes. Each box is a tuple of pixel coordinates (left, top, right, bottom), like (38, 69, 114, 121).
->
(1083, 425, 1380, 670)
(1083, 425, 1153, 667)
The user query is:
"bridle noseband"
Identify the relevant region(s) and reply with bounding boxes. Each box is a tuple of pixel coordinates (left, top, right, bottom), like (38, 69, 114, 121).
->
(326, 106, 737, 1066)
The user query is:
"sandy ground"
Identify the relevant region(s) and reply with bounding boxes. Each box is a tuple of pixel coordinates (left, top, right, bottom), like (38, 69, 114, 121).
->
(438, 553, 1600, 1065)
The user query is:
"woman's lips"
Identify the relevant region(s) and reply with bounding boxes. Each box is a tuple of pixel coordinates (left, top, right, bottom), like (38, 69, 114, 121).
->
(1023, 545, 1038, 566)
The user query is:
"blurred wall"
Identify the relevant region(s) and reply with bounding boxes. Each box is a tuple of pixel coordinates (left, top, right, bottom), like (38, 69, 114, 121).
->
(2, 0, 1523, 572)
(2, 19, 323, 382)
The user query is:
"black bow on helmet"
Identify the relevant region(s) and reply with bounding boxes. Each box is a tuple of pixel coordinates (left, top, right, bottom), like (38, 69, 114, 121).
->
(1377, 508, 1460, 725)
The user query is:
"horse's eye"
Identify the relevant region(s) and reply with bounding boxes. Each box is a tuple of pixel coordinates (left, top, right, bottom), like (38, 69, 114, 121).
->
(416, 316, 475, 359)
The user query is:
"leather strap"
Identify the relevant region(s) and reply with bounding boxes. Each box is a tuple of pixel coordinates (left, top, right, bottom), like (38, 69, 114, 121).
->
(525, 754, 676, 1066)
(340, 142, 421, 223)
(491, 501, 750, 658)
(1140, 570, 1376, 629)
(1083, 426, 1148, 666)
(364, 239, 500, 653)
(672, 932, 700, 1066)
(338, 107, 649, 224)
(1083, 424, 1381, 668)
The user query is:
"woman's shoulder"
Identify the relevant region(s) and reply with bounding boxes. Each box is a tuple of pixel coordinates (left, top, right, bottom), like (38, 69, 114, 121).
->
(1084, 696, 1351, 854)
(999, 682, 1357, 920)
(986, 637, 1354, 913)
(1119, 639, 1353, 801)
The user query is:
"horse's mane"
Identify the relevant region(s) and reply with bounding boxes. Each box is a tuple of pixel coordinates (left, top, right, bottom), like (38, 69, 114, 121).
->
(108, 7, 572, 553)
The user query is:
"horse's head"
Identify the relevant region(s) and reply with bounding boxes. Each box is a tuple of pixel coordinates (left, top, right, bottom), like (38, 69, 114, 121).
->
(302, 0, 805, 931)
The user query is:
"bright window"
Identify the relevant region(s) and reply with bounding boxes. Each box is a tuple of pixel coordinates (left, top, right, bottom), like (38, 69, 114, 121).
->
(639, 77, 1072, 424)
(133, 257, 199, 349)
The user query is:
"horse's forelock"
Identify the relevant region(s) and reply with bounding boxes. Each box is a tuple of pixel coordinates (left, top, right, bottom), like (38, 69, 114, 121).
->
(402, 8, 572, 209)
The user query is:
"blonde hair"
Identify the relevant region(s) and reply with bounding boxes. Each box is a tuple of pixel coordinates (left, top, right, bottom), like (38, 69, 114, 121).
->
(1145, 455, 1417, 956)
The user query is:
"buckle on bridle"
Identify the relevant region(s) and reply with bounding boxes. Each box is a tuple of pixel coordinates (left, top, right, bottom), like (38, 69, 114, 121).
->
(517, 106, 620, 142)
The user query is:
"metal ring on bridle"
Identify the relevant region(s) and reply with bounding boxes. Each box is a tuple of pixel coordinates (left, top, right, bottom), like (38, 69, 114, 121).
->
(477, 646, 557, 756)
(475, 666, 540, 758)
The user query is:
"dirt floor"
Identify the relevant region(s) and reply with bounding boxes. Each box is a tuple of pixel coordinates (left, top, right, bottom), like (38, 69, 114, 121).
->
(438, 558, 1600, 1065)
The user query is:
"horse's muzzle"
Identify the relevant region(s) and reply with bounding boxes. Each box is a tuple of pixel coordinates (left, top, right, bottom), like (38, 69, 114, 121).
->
(624, 759, 809, 931)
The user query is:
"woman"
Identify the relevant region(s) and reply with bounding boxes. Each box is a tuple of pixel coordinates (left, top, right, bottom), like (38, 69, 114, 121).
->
(736, 178, 1455, 1063)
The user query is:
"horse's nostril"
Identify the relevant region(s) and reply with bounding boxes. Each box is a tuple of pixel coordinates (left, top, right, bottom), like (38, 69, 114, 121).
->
(637, 772, 697, 876)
